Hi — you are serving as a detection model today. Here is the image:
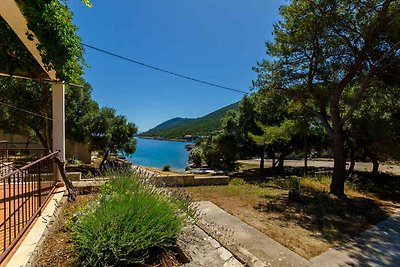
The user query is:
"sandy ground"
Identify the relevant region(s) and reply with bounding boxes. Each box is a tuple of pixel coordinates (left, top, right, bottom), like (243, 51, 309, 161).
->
(238, 158, 400, 175)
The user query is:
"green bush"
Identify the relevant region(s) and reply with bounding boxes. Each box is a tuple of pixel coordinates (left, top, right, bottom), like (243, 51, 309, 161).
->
(288, 176, 300, 190)
(162, 164, 171, 171)
(72, 174, 187, 266)
(229, 178, 246, 185)
(67, 154, 82, 165)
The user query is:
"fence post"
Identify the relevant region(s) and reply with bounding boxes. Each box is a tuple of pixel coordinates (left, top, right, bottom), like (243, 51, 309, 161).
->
(38, 161, 42, 212)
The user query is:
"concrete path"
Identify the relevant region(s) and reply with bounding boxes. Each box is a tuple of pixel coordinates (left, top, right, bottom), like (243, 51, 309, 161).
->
(195, 201, 309, 267)
(180, 224, 243, 267)
(310, 209, 400, 267)
(196, 201, 400, 267)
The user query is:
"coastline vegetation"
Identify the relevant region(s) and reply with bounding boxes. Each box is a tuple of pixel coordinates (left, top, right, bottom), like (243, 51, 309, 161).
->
(140, 102, 239, 140)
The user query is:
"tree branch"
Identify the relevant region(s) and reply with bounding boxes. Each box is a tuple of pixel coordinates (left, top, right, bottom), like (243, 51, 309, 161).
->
(341, 41, 400, 124)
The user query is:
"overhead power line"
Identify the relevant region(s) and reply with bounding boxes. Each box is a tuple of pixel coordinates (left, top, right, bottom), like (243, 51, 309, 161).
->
(82, 43, 248, 95)
(0, 100, 54, 121)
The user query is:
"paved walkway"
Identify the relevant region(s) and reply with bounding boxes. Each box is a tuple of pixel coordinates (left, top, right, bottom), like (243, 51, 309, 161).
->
(311, 210, 400, 267)
(196, 201, 309, 267)
(195, 201, 400, 267)
(180, 224, 243, 267)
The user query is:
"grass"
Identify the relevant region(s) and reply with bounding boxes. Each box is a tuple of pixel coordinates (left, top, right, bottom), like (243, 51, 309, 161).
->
(186, 169, 400, 259)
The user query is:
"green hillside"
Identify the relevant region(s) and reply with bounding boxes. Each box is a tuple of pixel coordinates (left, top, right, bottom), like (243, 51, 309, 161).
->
(140, 102, 239, 139)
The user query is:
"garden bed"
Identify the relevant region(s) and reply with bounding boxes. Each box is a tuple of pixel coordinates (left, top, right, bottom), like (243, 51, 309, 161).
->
(32, 171, 194, 267)
(32, 195, 183, 267)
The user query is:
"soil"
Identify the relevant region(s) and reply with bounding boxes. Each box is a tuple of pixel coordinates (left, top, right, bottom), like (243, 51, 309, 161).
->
(186, 175, 400, 259)
(32, 195, 182, 267)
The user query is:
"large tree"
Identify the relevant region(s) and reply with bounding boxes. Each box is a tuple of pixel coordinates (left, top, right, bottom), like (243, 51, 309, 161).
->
(0, 77, 53, 150)
(0, 0, 90, 151)
(347, 85, 400, 174)
(0, 77, 99, 152)
(89, 107, 138, 170)
(254, 0, 400, 197)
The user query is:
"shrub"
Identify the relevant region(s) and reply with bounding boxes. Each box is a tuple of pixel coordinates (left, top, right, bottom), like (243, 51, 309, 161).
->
(72, 173, 187, 266)
(162, 164, 171, 171)
(189, 147, 203, 167)
(229, 178, 246, 185)
(67, 154, 82, 165)
(288, 176, 300, 190)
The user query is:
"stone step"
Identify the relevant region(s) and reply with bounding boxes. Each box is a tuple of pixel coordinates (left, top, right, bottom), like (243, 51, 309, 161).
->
(195, 201, 310, 267)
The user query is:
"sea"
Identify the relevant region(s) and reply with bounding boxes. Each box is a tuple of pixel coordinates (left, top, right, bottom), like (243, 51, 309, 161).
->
(128, 138, 191, 172)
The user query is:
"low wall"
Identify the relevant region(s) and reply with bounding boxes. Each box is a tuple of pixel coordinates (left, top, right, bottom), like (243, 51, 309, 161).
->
(153, 175, 229, 187)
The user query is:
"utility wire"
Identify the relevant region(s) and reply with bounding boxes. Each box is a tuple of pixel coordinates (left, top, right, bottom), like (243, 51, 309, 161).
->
(82, 43, 248, 95)
(0, 100, 54, 121)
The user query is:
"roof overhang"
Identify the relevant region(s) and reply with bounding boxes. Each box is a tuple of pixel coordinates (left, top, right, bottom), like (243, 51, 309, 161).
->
(0, 0, 57, 81)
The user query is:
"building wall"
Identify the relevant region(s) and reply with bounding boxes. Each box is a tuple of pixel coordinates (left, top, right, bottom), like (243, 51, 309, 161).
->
(0, 129, 91, 163)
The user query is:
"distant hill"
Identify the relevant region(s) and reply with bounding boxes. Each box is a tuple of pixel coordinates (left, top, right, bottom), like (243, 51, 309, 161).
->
(140, 102, 240, 139)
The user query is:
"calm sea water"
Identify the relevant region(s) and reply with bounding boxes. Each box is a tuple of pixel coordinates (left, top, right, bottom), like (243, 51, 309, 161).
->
(128, 138, 191, 171)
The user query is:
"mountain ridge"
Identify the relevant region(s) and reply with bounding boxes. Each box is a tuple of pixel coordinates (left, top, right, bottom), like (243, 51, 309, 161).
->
(140, 102, 239, 139)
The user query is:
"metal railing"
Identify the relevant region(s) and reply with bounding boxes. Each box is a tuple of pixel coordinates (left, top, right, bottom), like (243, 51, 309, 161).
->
(0, 151, 59, 263)
(0, 141, 47, 175)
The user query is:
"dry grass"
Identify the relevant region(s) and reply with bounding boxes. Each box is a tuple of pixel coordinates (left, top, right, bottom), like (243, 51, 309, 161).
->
(186, 174, 399, 259)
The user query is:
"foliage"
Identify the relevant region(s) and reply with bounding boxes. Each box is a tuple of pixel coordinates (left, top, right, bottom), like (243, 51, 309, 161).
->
(347, 85, 400, 172)
(229, 178, 246, 186)
(254, 0, 400, 196)
(65, 80, 100, 143)
(0, 16, 43, 78)
(162, 164, 171, 171)
(89, 107, 137, 168)
(72, 173, 187, 266)
(0, 77, 97, 151)
(0, 77, 52, 150)
(288, 176, 300, 190)
(67, 154, 82, 165)
(141, 102, 239, 139)
(189, 147, 203, 167)
(0, 0, 92, 152)
(0, 0, 89, 82)
(249, 120, 296, 147)
(200, 111, 240, 172)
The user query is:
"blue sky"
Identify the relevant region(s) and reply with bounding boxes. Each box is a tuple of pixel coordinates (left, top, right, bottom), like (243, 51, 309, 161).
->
(69, 0, 286, 132)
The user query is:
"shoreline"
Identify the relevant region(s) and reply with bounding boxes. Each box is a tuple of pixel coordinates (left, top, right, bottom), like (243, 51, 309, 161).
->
(137, 136, 193, 143)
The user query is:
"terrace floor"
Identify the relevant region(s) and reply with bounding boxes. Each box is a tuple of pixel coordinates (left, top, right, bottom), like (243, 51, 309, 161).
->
(0, 182, 54, 254)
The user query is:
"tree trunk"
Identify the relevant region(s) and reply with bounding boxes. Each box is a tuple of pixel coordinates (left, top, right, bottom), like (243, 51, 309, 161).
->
(277, 157, 284, 170)
(54, 157, 77, 202)
(25, 136, 33, 149)
(99, 150, 109, 172)
(259, 147, 265, 173)
(348, 149, 356, 173)
(304, 134, 308, 175)
(272, 151, 276, 169)
(371, 156, 379, 175)
(277, 144, 292, 172)
(32, 128, 50, 154)
(329, 125, 347, 197)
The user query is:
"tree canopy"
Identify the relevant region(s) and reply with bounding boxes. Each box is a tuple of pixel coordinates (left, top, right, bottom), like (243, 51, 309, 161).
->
(0, 0, 89, 82)
(253, 0, 400, 197)
(89, 107, 138, 169)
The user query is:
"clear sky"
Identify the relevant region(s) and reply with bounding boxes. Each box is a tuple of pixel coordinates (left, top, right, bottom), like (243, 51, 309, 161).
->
(68, 0, 286, 132)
